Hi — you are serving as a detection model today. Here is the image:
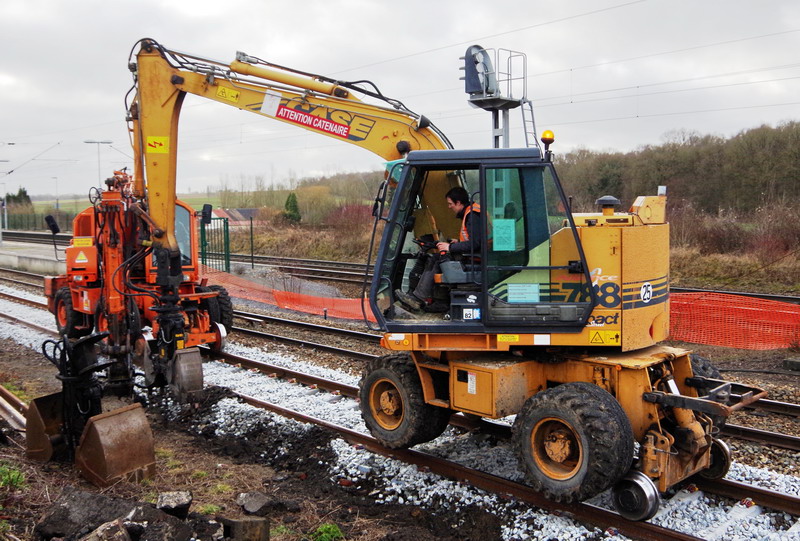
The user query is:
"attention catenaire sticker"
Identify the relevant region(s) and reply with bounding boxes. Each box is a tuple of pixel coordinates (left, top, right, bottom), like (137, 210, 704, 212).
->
(260, 90, 359, 139)
(275, 106, 350, 138)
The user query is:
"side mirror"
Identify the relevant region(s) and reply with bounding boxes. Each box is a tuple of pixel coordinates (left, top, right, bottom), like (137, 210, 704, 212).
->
(45, 215, 61, 235)
(201, 204, 212, 225)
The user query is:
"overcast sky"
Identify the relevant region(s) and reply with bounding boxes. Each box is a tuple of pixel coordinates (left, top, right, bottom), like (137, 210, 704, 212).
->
(1, 0, 798, 199)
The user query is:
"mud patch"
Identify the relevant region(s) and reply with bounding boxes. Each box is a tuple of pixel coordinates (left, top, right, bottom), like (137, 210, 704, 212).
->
(158, 386, 503, 540)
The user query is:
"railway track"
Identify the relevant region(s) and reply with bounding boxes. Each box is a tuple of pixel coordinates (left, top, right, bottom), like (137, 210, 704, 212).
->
(1, 281, 799, 533)
(1, 283, 799, 452)
(1, 337, 798, 540)
(4, 233, 799, 303)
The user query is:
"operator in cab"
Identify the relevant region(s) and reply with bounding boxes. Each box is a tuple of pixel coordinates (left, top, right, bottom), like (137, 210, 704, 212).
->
(395, 186, 481, 313)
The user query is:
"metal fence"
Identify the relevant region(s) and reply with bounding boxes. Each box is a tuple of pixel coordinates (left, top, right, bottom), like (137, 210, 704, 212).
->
(200, 217, 230, 272)
(7, 211, 79, 232)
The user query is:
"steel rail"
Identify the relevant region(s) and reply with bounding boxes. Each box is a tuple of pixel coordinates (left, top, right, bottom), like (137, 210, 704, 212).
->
(694, 478, 800, 516)
(200, 347, 358, 396)
(202, 346, 800, 455)
(0, 291, 48, 310)
(5, 234, 800, 303)
(0, 267, 47, 280)
(0, 310, 57, 336)
(0, 314, 795, 537)
(233, 309, 380, 342)
(3, 231, 800, 301)
(230, 325, 378, 362)
(235, 391, 704, 541)
(746, 398, 800, 417)
(720, 424, 800, 452)
(0, 285, 797, 421)
(0, 276, 42, 289)
(0, 384, 27, 431)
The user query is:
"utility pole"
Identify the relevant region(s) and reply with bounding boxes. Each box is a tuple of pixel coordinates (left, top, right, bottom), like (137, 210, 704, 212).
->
(84, 140, 113, 183)
(52, 177, 59, 210)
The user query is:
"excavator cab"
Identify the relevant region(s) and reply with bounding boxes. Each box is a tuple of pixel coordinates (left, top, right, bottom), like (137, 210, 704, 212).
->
(370, 147, 595, 333)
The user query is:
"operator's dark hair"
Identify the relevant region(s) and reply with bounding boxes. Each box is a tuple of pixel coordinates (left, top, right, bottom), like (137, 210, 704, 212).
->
(445, 186, 470, 206)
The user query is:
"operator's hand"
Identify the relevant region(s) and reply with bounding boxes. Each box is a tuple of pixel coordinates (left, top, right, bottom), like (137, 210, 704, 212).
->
(436, 241, 451, 253)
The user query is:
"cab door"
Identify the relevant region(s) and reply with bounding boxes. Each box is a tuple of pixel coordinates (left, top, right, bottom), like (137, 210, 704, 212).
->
(481, 164, 594, 328)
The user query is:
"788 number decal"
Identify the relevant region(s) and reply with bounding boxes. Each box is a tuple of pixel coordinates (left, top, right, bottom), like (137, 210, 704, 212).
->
(561, 282, 621, 308)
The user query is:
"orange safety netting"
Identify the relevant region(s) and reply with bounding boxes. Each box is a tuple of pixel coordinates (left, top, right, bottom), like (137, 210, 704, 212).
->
(670, 292, 800, 350)
(202, 266, 376, 322)
(202, 267, 277, 306)
(273, 290, 374, 322)
(203, 268, 799, 350)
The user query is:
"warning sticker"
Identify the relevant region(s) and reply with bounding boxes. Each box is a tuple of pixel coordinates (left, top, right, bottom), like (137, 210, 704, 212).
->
(534, 334, 551, 345)
(146, 136, 169, 154)
(75, 251, 88, 264)
(260, 90, 282, 116)
(216, 86, 240, 103)
(73, 237, 93, 247)
(498, 334, 519, 343)
(590, 331, 621, 345)
(467, 372, 477, 394)
(274, 105, 350, 138)
(463, 308, 481, 320)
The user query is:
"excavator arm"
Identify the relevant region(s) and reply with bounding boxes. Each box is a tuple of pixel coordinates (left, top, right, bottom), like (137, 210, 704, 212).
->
(127, 38, 451, 261)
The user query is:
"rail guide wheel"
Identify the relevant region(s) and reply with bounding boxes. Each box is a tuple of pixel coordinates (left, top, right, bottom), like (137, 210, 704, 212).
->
(611, 470, 660, 521)
(698, 438, 732, 480)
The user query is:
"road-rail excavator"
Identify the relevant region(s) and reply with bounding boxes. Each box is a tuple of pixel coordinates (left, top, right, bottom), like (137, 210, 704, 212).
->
(28, 39, 764, 521)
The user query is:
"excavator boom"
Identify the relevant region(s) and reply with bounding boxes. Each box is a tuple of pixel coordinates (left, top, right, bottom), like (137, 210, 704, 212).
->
(129, 39, 451, 255)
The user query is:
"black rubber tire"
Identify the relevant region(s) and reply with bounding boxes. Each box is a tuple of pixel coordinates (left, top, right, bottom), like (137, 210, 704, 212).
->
(198, 286, 222, 329)
(689, 353, 726, 428)
(54, 287, 89, 338)
(208, 284, 234, 333)
(359, 353, 452, 448)
(512, 382, 635, 502)
(690, 354, 721, 379)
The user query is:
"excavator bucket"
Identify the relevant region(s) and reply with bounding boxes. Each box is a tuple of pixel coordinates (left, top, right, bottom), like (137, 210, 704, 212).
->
(170, 347, 204, 403)
(74, 403, 156, 487)
(25, 393, 65, 462)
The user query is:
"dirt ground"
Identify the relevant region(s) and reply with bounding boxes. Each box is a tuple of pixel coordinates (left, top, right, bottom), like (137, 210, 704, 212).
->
(0, 336, 502, 541)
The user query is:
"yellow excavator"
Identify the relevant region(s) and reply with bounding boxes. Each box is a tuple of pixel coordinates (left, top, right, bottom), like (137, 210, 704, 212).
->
(360, 46, 766, 520)
(28, 40, 763, 522)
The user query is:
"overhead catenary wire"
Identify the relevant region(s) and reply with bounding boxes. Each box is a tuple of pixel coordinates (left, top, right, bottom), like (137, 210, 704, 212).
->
(331, 0, 651, 74)
(6, 28, 797, 163)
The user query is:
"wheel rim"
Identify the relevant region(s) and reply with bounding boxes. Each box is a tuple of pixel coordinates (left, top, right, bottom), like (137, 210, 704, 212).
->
(612, 470, 660, 521)
(369, 377, 404, 430)
(95, 310, 108, 333)
(56, 301, 68, 327)
(531, 417, 583, 480)
(699, 438, 732, 480)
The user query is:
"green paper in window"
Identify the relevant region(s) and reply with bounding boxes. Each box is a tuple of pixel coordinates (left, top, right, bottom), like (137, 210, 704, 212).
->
(493, 219, 515, 251)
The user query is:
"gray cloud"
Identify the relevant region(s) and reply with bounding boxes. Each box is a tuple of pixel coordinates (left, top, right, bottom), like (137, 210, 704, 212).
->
(1, 0, 798, 198)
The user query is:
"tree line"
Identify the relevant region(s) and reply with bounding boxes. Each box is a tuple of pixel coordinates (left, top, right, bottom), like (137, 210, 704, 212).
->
(555, 121, 800, 214)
